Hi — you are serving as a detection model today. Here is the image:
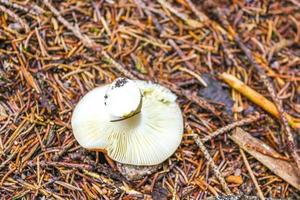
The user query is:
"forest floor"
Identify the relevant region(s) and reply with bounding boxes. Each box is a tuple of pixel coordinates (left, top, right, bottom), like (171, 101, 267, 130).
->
(0, 0, 300, 199)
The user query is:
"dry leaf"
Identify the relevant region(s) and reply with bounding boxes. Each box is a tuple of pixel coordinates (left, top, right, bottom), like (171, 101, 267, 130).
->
(200, 74, 234, 116)
(230, 128, 300, 191)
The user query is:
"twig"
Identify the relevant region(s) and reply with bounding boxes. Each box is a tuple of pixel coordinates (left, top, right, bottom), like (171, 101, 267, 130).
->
(202, 114, 264, 143)
(157, 0, 203, 28)
(240, 148, 265, 200)
(133, 0, 164, 32)
(219, 73, 300, 129)
(289, 0, 300, 8)
(52, 140, 75, 161)
(185, 0, 208, 22)
(178, 67, 207, 87)
(42, 0, 96, 50)
(186, 2, 300, 170)
(0, 0, 44, 15)
(133, 0, 223, 118)
(42, 0, 136, 80)
(188, 126, 232, 195)
(202, 3, 300, 173)
(29, 160, 94, 170)
(44, 0, 221, 119)
(134, 0, 221, 117)
(0, 4, 30, 32)
(163, 80, 221, 117)
(168, 39, 207, 87)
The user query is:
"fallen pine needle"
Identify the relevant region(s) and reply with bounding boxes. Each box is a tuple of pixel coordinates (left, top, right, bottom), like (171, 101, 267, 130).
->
(178, 67, 207, 87)
(187, 125, 232, 195)
(157, 0, 203, 28)
(0, 4, 30, 32)
(201, 114, 263, 143)
(240, 149, 265, 200)
(193, 177, 219, 197)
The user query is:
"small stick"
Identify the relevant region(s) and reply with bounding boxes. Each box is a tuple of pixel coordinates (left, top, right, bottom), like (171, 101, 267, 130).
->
(202, 114, 264, 143)
(289, 0, 300, 8)
(184, 0, 208, 22)
(0, 4, 30, 32)
(52, 140, 75, 161)
(29, 160, 94, 170)
(0, 0, 44, 15)
(157, 0, 203, 28)
(178, 67, 207, 87)
(10, 42, 41, 94)
(43, 0, 136, 80)
(240, 148, 265, 200)
(219, 73, 300, 129)
(164, 81, 221, 118)
(187, 126, 232, 195)
(133, 0, 221, 118)
(42, 0, 96, 50)
(168, 39, 207, 87)
(186, 0, 300, 173)
(133, 0, 219, 113)
(213, 8, 300, 173)
(44, 0, 220, 119)
(172, 172, 179, 200)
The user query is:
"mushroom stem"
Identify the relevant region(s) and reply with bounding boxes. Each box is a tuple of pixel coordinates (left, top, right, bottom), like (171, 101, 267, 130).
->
(104, 78, 143, 122)
(110, 97, 143, 122)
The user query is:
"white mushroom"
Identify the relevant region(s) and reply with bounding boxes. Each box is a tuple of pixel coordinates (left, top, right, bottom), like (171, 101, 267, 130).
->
(71, 78, 183, 166)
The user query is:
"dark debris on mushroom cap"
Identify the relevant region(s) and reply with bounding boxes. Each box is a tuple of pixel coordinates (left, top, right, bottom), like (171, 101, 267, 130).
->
(114, 78, 128, 88)
(104, 94, 108, 105)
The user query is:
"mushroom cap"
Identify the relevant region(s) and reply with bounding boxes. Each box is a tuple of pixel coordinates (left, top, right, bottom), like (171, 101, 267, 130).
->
(71, 80, 183, 166)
